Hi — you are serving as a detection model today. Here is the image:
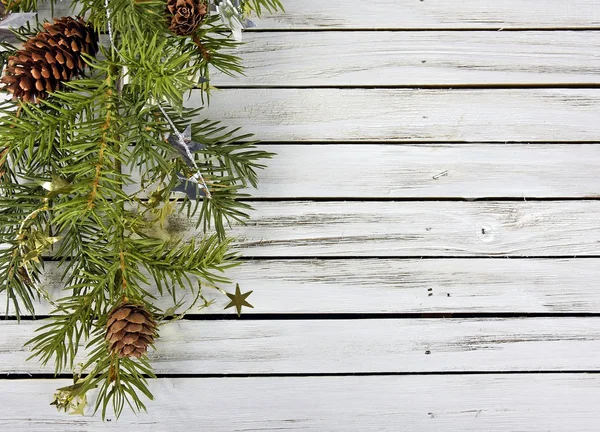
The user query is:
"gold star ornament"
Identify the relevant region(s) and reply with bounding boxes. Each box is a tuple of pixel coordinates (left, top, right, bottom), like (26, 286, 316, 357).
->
(224, 284, 254, 317)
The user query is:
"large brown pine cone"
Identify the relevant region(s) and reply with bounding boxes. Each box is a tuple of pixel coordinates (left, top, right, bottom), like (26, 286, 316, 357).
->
(0, 17, 99, 103)
(105, 303, 158, 359)
(166, 0, 207, 36)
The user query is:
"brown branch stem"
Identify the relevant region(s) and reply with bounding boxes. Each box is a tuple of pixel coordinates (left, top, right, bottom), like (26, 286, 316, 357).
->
(193, 35, 210, 61)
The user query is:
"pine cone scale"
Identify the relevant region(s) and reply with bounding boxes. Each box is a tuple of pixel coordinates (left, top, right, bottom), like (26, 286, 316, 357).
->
(105, 303, 157, 358)
(126, 312, 147, 324)
(124, 322, 143, 332)
(110, 319, 128, 333)
(113, 308, 132, 320)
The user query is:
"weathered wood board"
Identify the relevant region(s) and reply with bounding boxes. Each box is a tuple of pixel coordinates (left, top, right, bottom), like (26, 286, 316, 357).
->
(1, 375, 600, 431)
(249, 0, 600, 29)
(213, 31, 600, 86)
(195, 89, 600, 142)
(22, 201, 600, 259)
(206, 201, 600, 257)
(127, 144, 600, 198)
(245, 144, 600, 198)
(3, 318, 600, 374)
(44, 1, 600, 31)
(4, 258, 600, 315)
(20, 201, 595, 259)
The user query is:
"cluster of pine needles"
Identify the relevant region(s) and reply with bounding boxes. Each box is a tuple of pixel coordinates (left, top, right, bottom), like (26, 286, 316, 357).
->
(0, 0, 283, 418)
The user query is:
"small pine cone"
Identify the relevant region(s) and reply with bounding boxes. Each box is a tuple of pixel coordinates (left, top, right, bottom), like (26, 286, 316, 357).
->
(166, 0, 207, 36)
(0, 17, 99, 103)
(105, 303, 158, 359)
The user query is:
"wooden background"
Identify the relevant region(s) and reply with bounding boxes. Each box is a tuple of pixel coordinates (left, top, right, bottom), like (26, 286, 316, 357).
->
(2, 0, 600, 429)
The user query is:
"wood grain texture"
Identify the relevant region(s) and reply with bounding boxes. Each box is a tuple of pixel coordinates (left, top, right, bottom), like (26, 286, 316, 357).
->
(2, 375, 600, 430)
(249, 0, 600, 29)
(126, 144, 600, 198)
(2, 375, 600, 431)
(246, 144, 600, 198)
(195, 89, 600, 142)
(191, 201, 600, 257)
(3, 318, 600, 374)
(213, 31, 600, 86)
(4, 258, 600, 316)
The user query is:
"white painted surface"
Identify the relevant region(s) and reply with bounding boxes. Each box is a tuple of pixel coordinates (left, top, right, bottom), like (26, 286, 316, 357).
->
(197, 89, 600, 142)
(1, 375, 600, 431)
(3, 318, 600, 374)
(250, 0, 600, 29)
(128, 144, 600, 198)
(217, 201, 600, 257)
(213, 31, 600, 86)
(245, 144, 600, 198)
(4, 258, 600, 315)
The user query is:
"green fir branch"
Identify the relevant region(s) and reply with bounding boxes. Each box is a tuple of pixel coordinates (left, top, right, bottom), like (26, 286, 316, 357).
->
(0, 0, 283, 418)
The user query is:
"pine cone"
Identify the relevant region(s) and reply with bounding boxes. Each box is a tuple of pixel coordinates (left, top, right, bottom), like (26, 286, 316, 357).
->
(166, 0, 207, 36)
(0, 17, 99, 103)
(105, 303, 158, 359)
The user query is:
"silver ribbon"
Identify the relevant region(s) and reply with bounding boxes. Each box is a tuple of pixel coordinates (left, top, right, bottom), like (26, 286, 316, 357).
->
(210, 0, 255, 41)
(158, 104, 212, 199)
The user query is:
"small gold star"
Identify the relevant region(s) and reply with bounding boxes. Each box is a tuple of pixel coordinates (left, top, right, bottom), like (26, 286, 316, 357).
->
(224, 284, 254, 317)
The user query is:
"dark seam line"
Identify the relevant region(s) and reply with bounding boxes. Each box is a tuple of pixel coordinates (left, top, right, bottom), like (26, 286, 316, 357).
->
(211, 84, 600, 90)
(100, 197, 600, 205)
(5, 312, 600, 321)
(237, 256, 600, 260)
(134, 197, 600, 203)
(238, 197, 600, 202)
(98, 28, 600, 34)
(39, 255, 600, 263)
(246, 28, 600, 32)
(16, 195, 600, 206)
(256, 140, 600, 145)
(165, 140, 600, 145)
(2, 370, 600, 380)
(175, 312, 600, 320)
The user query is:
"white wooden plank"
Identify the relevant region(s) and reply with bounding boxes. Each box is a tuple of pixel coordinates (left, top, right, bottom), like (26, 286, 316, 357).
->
(126, 144, 600, 198)
(221, 201, 600, 257)
(22, 202, 590, 257)
(2, 318, 600, 374)
(245, 144, 600, 198)
(249, 0, 600, 29)
(1, 375, 600, 431)
(214, 31, 600, 86)
(40, 0, 600, 30)
(2, 375, 600, 430)
(196, 89, 600, 142)
(6, 258, 600, 316)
